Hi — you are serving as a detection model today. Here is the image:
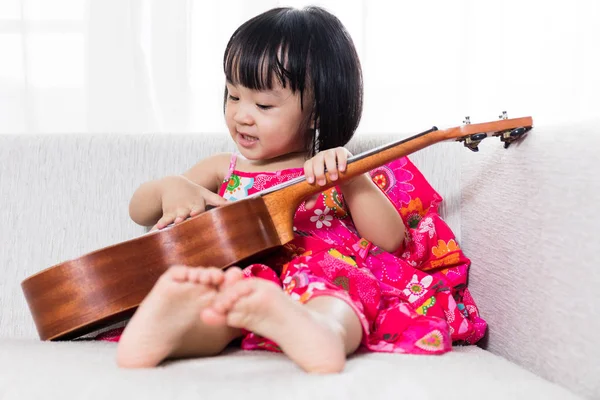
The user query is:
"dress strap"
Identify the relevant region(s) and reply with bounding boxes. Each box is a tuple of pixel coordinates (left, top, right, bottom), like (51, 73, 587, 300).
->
(223, 152, 238, 182)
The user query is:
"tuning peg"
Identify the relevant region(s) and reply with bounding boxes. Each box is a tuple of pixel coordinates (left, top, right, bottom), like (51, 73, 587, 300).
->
(499, 111, 508, 120)
(462, 133, 488, 152)
(500, 126, 531, 149)
(463, 116, 471, 125)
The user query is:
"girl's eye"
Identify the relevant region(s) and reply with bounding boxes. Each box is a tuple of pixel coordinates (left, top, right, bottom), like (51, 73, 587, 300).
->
(228, 94, 239, 101)
(257, 104, 273, 110)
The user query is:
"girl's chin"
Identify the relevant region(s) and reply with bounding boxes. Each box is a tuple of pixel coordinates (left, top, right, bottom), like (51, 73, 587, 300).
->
(236, 147, 263, 160)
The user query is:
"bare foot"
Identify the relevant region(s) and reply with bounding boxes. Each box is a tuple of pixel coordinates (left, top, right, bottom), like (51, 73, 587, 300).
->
(222, 266, 245, 288)
(201, 278, 346, 374)
(116, 265, 225, 368)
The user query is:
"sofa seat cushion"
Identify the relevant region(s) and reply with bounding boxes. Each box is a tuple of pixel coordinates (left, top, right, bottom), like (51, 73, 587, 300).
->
(0, 339, 579, 399)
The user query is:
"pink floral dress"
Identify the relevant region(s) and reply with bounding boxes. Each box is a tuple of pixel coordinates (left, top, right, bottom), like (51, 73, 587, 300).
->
(95, 153, 487, 354)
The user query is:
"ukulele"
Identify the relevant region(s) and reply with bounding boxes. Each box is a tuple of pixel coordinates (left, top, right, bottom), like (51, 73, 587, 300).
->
(21, 114, 533, 341)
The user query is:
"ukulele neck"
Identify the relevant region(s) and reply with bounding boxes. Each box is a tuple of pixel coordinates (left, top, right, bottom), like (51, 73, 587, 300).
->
(258, 125, 453, 200)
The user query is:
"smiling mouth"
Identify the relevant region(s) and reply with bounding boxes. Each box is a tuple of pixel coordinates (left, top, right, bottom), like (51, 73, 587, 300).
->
(239, 132, 258, 142)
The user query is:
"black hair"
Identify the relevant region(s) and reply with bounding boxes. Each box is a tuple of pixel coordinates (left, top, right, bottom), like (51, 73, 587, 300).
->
(223, 6, 363, 157)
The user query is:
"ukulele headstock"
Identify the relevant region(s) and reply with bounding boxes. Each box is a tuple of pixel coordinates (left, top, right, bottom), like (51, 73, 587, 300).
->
(454, 111, 533, 152)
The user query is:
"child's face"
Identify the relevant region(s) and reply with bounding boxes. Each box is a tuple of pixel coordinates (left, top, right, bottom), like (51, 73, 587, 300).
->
(224, 80, 310, 161)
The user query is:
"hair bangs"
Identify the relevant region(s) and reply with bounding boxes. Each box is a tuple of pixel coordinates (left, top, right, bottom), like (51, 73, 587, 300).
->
(223, 9, 309, 95)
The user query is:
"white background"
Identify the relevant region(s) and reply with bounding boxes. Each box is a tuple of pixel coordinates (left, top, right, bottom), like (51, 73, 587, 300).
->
(1, 0, 598, 135)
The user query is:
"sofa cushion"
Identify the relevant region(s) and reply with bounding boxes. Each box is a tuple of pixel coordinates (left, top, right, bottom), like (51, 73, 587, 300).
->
(0, 339, 580, 399)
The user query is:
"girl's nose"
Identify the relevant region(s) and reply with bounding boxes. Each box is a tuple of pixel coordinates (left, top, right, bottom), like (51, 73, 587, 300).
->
(233, 104, 254, 125)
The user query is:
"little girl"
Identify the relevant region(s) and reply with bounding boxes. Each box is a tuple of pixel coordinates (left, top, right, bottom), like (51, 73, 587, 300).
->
(98, 6, 487, 373)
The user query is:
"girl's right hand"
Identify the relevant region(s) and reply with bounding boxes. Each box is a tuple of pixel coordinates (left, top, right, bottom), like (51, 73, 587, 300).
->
(150, 175, 227, 231)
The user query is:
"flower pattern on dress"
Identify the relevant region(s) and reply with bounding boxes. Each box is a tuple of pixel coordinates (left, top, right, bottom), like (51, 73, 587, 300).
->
(415, 330, 445, 352)
(226, 174, 241, 192)
(327, 248, 358, 267)
(428, 239, 462, 270)
(401, 198, 427, 228)
(323, 188, 348, 218)
(370, 165, 397, 192)
(370, 158, 414, 206)
(222, 174, 254, 201)
(403, 274, 433, 303)
(310, 207, 333, 228)
(418, 216, 436, 238)
(416, 296, 436, 315)
(432, 239, 460, 257)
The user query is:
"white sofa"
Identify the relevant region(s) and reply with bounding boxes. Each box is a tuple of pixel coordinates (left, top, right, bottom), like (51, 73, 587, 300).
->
(1, 121, 598, 399)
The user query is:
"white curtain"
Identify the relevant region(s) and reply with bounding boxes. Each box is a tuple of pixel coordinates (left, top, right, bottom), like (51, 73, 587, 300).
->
(1, 0, 599, 135)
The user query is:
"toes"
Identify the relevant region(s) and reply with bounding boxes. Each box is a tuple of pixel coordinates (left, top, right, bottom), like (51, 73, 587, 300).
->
(162, 265, 227, 288)
(207, 267, 225, 286)
(211, 294, 235, 315)
(190, 267, 224, 286)
(194, 268, 210, 285)
(167, 265, 191, 282)
(202, 278, 275, 328)
(187, 268, 201, 283)
(226, 295, 257, 328)
(222, 266, 244, 288)
(212, 279, 253, 314)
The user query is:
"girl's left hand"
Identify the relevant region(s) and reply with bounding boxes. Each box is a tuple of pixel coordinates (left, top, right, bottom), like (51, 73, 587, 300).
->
(303, 147, 352, 186)
(303, 147, 352, 209)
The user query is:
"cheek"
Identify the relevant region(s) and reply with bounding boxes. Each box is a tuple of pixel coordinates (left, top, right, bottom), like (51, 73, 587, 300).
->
(224, 105, 234, 124)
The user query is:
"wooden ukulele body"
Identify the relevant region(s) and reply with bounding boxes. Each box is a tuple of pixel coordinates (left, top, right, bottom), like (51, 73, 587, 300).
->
(22, 197, 292, 341)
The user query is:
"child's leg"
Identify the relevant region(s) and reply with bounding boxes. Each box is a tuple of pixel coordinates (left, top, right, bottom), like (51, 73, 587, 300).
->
(303, 295, 363, 355)
(117, 265, 244, 368)
(202, 278, 363, 374)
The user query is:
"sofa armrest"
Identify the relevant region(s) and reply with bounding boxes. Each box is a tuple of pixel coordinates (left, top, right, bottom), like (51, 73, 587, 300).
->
(460, 119, 600, 399)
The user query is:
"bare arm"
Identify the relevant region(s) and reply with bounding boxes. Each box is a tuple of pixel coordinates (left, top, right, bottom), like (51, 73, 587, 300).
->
(340, 174, 405, 253)
(128, 178, 166, 227)
(128, 152, 231, 227)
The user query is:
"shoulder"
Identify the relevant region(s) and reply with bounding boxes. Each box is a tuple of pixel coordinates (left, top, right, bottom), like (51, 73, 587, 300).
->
(182, 152, 234, 192)
(210, 152, 234, 169)
(208, 152, 234, 178)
